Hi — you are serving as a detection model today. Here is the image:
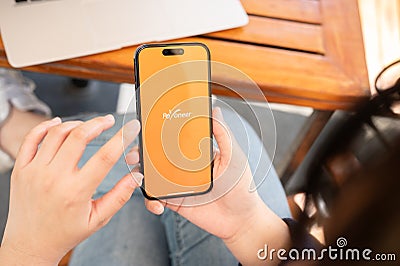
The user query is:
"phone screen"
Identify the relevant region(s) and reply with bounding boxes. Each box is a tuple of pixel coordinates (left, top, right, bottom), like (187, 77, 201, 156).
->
(134, 43, 213, 199)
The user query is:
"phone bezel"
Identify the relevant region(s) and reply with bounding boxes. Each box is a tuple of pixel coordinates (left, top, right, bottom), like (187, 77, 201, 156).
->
(134, 42, 213, 200)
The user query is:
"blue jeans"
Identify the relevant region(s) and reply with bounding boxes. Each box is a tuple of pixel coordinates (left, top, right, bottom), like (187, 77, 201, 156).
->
(69, 108, 291, 266)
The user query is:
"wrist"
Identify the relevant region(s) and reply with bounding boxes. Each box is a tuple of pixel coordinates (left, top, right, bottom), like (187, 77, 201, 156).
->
(223, 200, 290, 266)
(223, 199, 272, 245)
(0, 242, 58, 266)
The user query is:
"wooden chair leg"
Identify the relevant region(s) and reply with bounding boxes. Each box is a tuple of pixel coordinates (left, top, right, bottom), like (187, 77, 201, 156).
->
(279, 110, 333, 184)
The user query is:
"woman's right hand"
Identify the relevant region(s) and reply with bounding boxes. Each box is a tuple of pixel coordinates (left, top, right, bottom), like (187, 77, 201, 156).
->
(0, 115, 142, 266)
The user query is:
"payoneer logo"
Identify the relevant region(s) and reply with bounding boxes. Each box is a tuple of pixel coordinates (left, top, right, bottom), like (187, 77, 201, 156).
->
(162, 109, 192, 120)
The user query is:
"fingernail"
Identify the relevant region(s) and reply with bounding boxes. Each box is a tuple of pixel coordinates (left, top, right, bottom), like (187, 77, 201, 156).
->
(125, 120, 140, 133)
(126, 150, 139, 164)
(214, 107, 224, 122)
(104, 114, 115, 123)
(155, 204, 165, 215)
(123, 120, 141, 146)
(132, 172, 143, 186)
(50, 117, 62, 123)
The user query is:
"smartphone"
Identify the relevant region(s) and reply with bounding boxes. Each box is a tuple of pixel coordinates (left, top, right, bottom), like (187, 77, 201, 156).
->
(134, 43, 213, 200)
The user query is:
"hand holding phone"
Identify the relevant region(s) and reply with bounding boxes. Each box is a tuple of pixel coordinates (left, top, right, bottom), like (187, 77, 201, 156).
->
(140, 108, 290, 266)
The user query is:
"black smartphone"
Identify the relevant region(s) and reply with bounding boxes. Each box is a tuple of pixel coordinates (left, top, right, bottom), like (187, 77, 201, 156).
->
(134, 42, 213, 200)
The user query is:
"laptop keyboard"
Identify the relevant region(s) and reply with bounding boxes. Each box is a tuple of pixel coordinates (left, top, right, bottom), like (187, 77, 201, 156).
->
(15, 0, 48, 3)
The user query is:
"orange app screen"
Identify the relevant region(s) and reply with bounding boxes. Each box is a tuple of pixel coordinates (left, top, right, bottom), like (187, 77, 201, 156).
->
(136, 44, 212, 198)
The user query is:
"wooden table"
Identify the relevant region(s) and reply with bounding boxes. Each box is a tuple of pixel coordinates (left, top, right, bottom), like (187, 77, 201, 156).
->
(0, 0, 370, 110)
(0, 0, 371, 180)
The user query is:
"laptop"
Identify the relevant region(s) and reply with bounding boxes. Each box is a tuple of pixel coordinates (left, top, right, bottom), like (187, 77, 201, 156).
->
(0, 0, 248, 67)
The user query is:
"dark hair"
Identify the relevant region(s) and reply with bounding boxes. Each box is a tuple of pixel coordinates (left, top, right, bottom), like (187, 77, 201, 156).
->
(295, 61, 400, 265)
(325, 139, 400, 264)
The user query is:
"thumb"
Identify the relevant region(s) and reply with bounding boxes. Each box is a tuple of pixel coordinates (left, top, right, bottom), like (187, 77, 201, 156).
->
(212, 107, 232, 162)
(89, 172, 143, 231)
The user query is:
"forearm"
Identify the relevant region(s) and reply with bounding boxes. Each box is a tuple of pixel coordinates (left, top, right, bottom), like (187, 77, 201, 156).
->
(0, 245, 56, 266)
(0, 108, 47, 159)
(223, 201, 291, 266)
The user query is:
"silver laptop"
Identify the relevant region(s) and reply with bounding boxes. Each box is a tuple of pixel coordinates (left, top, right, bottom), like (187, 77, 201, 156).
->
(0, 0, 248, 67)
